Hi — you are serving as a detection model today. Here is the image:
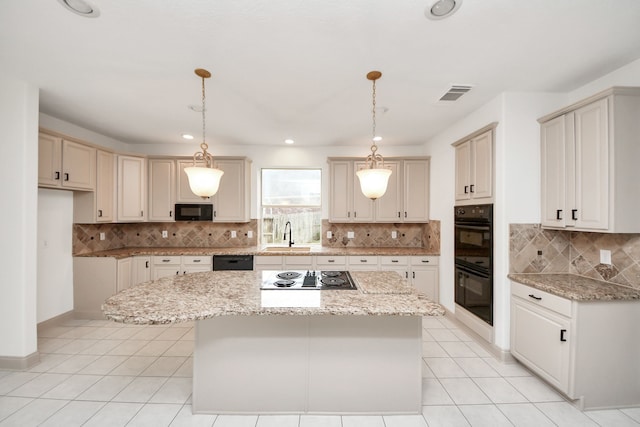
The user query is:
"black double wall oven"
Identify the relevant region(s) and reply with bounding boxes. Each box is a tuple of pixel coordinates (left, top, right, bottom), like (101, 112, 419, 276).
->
(454, 204, 493, 325)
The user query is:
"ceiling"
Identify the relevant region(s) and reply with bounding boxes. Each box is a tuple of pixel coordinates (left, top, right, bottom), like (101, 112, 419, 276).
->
(2, 0, 640, 147)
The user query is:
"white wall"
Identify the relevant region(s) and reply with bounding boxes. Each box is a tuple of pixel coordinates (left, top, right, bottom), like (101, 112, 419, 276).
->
(37, 189, 74, 322)
(0, 78, 39, 359)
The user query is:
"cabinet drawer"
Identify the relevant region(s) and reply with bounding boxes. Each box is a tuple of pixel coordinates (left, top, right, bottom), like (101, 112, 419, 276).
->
(348, 256, 378, 265)
(316, 255, 347, 267)
(379, 256, 409, 266)
(254, 256, 283, 266)
(411, 256, 439, 266)
(153, 256, 181, 265)
(284, 256, 313, 266)
(183, 256, 212, 265)
(511, 281, 572, 317)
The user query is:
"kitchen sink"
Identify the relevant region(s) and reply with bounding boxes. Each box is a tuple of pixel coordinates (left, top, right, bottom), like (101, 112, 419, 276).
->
(263, 246, 312, 252)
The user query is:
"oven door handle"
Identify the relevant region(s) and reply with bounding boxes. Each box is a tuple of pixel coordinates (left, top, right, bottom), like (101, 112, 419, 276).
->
(455, 224, 490, 231)
(455, 264, 490, 279)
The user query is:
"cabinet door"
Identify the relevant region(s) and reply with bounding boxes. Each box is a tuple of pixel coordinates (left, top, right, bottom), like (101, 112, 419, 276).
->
(116, 258, 133, 292)
(212, 159, 249, 222)
(329, 161, 352, 222)
(148, 159, 176, 221)
(374, 161, 402, 222)
(38, 133, 62, 187)
(455, 141, 471, 201)
(96, 150, 115, 222)
(176, 160, 204, 202)
(574, 98, 609, 230)
(117, 155, 146, 222)
(541, 116, 569, 227)
(412, 268, 438, 302)
(62, 140, 95, 190)
(511, 297, 571, 393)
(471, 130, 493, 199)
(403, 159, 430, 222)
(352, 162, 374, 222)
(132, 256, 151, 285)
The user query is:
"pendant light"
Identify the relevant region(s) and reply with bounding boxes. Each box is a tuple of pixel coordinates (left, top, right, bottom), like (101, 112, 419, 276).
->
(184, 68, 224, 199)
(356, 71, 392, 200)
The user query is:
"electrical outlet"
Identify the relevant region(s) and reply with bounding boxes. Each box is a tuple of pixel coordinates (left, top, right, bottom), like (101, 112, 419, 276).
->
(247, 230, 253, 238)
(347, 231, 355, 239)
(162, 230, 168, 238)
(99, 232, 105, 241)
(326, 231, 332, 239)
(391, 231, 397, 239)
(231, 230, 237, 238)
(600, 249, 612, 265)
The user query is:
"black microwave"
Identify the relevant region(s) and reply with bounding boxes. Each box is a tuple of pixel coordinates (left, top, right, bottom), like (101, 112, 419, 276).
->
(174, 204, 213, 221)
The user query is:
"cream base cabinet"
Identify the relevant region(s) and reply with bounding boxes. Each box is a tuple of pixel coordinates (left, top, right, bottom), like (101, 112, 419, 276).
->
(539, 87, 640, 232)
(379, 256, 409, 280)
(74, 150, 115, 223)
(73, 257, 132, 319)
(410, 256, 439, 302)
(454, 124, 495, 204)
(132, 256, 151, 285)
(38, 132, 96, 191)
(117, 155, 146, 222)
(152, 255, 212, 278)
(148, 159, 176, 221)
(510, 280, 640, 409)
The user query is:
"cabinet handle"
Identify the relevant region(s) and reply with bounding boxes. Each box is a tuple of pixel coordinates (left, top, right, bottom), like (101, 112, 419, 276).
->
(162, 259, 171, 263)
(328, 259, 335, 263)
(176, 271, 179, 275)
(391, 260, 399, 263)
(193, 259, 201, 263)
(360, 259, 367, 263)
(169, 211, 173, 217)
(412, 271, 416, 279)
(214, 210, 217, 218)
(571, 209, 578, 221)
(183, 271, 187, 275)
(464, 185, 469, 194)
(405, 272, 408, 279)
(560, 329, 567, 342)
(348, 212, 351, 218)
(556, 209, 563, 220)
(98, 209, 103, 217)
(422, 260, 430, 263)
(354, 212, 357, 218)
(398, 212, 401, 218)
(145, 261, 149, 268)
(54, 171, 60, 180)
(528, 294, 542, 301)
(64, 173, 69, 181)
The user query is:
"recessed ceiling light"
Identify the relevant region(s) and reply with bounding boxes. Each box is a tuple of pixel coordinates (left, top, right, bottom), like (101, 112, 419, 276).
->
(284, 139, 295, 145)
(425, 0, 462, 20)
(58, 0, 100, 17)
(181, 134, 194, 140)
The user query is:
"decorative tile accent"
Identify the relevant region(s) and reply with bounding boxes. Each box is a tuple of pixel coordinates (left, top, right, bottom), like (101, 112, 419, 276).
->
(321, 220, 440, 251)
(510, 224, 640, 289)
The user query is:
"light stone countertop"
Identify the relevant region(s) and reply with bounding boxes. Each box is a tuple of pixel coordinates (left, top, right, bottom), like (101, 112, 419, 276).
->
(76, 246, 439, 259)
(102, 270, 445, 324)
(508, 273, 640, 301)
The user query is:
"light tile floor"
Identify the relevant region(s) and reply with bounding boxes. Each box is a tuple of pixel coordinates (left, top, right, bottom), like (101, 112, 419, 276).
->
(1, 316, 639, 426)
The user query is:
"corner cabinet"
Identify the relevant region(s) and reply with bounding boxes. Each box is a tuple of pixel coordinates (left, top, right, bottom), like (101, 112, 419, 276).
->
(328, 157, 430, 223)
(453, 123, 495, 204)
(539, 87, 640, 232)
(38, 132, 96, 191)
(510, 280, 640, 410)
(117, 155, 146, 222)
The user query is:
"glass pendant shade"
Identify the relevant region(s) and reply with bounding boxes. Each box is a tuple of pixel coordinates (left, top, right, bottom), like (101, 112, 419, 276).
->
(356, 167, 392, 200)
(184, 166, 224, 199)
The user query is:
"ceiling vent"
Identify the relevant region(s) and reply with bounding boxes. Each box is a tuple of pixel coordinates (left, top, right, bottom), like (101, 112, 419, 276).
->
(439, 85, 472, 101)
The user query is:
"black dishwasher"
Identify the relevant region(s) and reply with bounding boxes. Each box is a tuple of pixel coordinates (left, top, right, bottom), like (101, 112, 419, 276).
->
(212, 255, 254, 271)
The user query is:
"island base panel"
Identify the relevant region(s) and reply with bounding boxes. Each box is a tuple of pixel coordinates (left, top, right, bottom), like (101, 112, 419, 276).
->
(193, 315, 422, 414)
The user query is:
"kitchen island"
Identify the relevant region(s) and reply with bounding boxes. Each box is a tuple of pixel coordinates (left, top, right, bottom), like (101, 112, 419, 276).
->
(103, 270, 444, 414)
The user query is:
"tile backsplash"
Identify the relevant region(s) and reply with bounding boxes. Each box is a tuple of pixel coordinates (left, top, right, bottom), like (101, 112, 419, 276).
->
(73, 219, 441, 255)
(510, 223, 640, 289)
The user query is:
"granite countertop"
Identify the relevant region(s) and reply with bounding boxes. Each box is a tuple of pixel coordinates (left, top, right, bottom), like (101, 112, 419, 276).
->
(77, 246, 440, 259)
(102, 270, 445, 324)
(508, 273, 640, 301)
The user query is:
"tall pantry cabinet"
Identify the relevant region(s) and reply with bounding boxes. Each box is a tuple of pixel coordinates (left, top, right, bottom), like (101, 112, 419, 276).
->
(539, 87, 640, 232)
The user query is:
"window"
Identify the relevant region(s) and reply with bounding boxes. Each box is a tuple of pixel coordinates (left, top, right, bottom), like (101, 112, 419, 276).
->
(261, 169, 322, 245)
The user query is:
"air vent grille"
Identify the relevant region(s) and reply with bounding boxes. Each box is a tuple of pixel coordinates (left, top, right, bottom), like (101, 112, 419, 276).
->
(439, 85, 472, 101)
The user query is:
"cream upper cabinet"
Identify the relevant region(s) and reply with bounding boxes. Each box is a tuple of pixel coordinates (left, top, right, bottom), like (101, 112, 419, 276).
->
(148, 158, 176, 221)
(74, 149, 115, 223)
(117, 155, 146, 222)
(176, 159, 204, 203)
(539, 87, 640, 232)
(211, 158, 251, 222)
(329, 158, 429, 223)
(453, 124, 495, 204)
(38, 132, 96, 191)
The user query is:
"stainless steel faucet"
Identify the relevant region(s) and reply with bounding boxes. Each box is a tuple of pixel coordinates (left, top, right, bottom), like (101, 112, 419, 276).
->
(283, 221, 294, 247)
